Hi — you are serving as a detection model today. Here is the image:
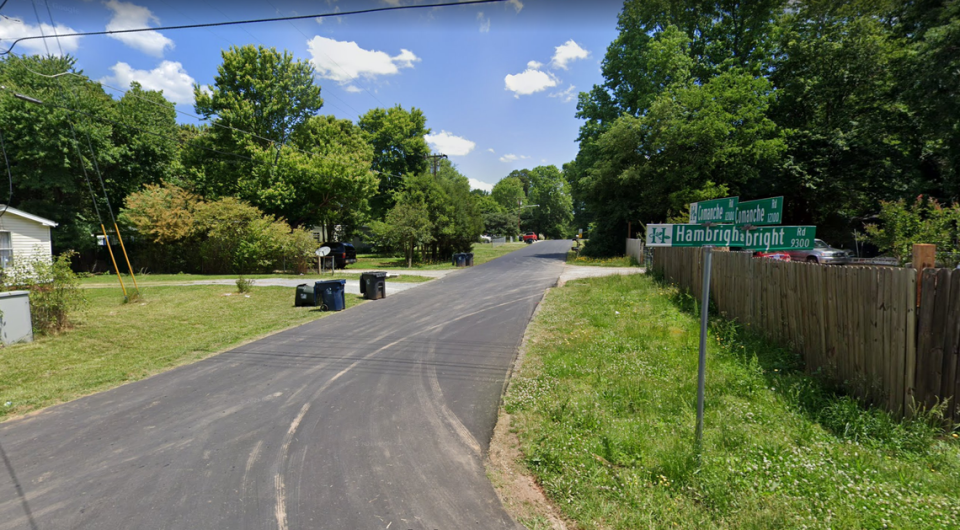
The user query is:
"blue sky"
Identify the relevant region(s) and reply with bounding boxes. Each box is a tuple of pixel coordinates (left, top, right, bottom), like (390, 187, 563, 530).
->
(0, 0, 623, 191)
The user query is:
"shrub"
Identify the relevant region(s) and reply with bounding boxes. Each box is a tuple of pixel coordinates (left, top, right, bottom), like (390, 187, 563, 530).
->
(4, 250, 87, 335)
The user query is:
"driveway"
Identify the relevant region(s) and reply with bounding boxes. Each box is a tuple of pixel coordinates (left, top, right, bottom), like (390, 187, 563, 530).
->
(0, 241, 571, 529)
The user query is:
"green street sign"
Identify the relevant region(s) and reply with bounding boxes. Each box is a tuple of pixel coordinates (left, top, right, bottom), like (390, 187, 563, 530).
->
(689, 197, 738, 225)
(646, 224, 816, 251)
(735, 196, 784, 226)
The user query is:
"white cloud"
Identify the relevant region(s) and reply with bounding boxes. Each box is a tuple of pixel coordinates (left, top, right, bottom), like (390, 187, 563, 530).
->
(344, 85, 363, 93)
(0, 17, 81, 55)
(487, 148, 496, 154)
(549, 84, 577, 103)
(424, 130, 476, 157)
(550, 40, 589, 70)
(477, 12, 490, 33)
(382, 0, 402, 5)
(507, 0, 523, 13)
(307, 36, 419, 83)
(469, 178, 494, 193)
(104, 0, 174, 57)
(504, 61, 558, 98)
(499, 154, 529, 163)
(101, 61, 196, 105)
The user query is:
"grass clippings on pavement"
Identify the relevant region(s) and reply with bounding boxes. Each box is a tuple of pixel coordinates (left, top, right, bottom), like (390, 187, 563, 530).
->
(502, 272, 960, 529)
(0, 285, 362, 421)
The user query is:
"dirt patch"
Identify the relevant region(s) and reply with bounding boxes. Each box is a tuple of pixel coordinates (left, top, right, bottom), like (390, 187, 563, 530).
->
(487, 411, 570, 530)
(487, 287, 571, 530)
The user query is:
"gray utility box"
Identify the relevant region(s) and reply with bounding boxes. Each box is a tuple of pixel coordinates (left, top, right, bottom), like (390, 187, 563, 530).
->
(0, 290, 33, 344)
(360, 271, 388, 300)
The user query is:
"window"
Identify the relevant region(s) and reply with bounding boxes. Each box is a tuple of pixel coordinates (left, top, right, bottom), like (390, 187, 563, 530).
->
(0, 232, 11, 269)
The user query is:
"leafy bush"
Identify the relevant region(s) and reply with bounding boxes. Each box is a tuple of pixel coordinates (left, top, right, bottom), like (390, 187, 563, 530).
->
(865, 196, 960, 265)
(122, 184, 317, 274)
(3, 250, 87, 335)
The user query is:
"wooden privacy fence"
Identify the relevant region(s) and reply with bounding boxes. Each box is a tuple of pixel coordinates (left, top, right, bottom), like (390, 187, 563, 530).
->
(652, 248, 960, 422)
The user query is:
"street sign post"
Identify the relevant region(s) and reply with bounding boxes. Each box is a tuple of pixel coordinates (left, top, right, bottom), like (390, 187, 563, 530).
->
(648, 199, 815, 458)
(646, 224, 816, 251)
(689, 197, 738, 225)
(735, 196, 784, 226)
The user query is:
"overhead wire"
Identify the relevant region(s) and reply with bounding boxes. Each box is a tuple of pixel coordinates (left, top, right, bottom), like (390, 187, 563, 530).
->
(0, 0, 507, 56)
(29, 0, 131, 297)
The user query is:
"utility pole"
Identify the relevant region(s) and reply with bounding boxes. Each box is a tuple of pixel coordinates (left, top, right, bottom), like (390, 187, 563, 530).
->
(424, 153, 448, 177)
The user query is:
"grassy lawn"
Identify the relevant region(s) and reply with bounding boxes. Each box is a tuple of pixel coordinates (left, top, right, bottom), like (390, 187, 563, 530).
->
(0, 285, 363, 421)
(356, 241, 528, 269)
(504, 273, 960, 529)
(566, 251, 640, 267)
(80, 271, 433, 286)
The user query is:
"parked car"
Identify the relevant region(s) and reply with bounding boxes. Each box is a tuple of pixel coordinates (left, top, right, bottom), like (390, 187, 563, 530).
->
(786, 239, 852, 265)
(522, 232, 538, 243)
(319, 241, 357, 269)
(479, 234, 492, 243)
(754, 251, 792, 261)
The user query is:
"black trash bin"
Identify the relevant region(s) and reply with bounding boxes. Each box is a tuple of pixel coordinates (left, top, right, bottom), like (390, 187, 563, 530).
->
(465, 252, 474, 266)
(315, 279, 346, 311)
(360, 271, 388, 300)
(452, 253, 467, 267)
(295, 283, 318, 306)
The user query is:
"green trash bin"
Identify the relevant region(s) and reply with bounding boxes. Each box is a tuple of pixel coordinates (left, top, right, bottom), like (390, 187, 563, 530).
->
(360, 271, 388, 300)
(295, 283, 318, 306)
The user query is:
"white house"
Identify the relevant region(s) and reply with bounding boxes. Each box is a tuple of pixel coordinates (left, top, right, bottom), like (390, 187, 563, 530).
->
(0, 205, 58, 269)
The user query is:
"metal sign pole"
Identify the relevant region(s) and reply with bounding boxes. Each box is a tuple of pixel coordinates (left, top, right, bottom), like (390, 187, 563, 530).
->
(695, 245, 713, 457)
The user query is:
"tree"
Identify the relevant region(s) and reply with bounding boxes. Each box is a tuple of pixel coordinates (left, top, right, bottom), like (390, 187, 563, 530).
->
(189, 45, 323, 199)
(526, 165, 574, 239)
(768, 3, 919, 242)
(371, 202, 434, 267)
(358, 105, 431, 217)
(239, 115, 378, 234)
(0, 54, 178, 256)
(491, 176, 526, 213)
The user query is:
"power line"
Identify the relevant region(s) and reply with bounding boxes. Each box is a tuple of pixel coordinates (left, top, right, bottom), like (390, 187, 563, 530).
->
(0, 0, 507, 56)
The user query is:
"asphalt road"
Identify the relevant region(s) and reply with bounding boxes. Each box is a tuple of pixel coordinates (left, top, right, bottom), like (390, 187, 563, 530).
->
(0, 240, 569, 530)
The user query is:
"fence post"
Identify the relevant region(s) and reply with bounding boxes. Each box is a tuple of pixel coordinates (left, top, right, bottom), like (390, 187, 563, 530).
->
(913, 244, 936, 307)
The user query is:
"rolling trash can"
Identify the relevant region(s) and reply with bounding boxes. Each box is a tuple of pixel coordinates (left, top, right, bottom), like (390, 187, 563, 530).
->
(315, 279, 346, 311)
(465, 252, 474, 266)
(452, 253, 467, 267)
(360, 271, 388, 300)
(295, 283, 318, 307)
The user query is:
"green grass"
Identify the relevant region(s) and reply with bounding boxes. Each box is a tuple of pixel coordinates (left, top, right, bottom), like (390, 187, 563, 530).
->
(566, 250, 640, 267)
(505, 273, 960, 529)
(356, 241, 528, 269)
(0, 285, 363, 421)
(80, 271, 434, 286)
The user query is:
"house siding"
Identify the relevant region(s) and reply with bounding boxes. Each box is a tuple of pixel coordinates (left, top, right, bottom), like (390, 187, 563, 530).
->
(0, 213, 53, 264)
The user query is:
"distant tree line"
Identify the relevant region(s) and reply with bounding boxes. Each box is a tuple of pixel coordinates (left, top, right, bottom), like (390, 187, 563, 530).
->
(1, 44, 569, 272)
(569, 0, 960, 256)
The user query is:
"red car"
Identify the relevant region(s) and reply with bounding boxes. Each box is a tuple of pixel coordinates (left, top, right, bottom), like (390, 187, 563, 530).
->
(754, 251, 791, 261)
(522, 232, 538, 243)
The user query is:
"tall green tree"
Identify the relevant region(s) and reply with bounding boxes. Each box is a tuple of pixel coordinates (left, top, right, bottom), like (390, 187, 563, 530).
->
(189, 45, 323, 199)
(358, 105, 431, 218)
(526, 165, 574, 239)
(768, 2, 920, 241)
(0, 55, 178, 254)
(491, 176, 526, 212)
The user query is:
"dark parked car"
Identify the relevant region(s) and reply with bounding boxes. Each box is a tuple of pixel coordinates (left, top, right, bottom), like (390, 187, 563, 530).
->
(786, 239, 852, 265)
(319, 242, 357, 269)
